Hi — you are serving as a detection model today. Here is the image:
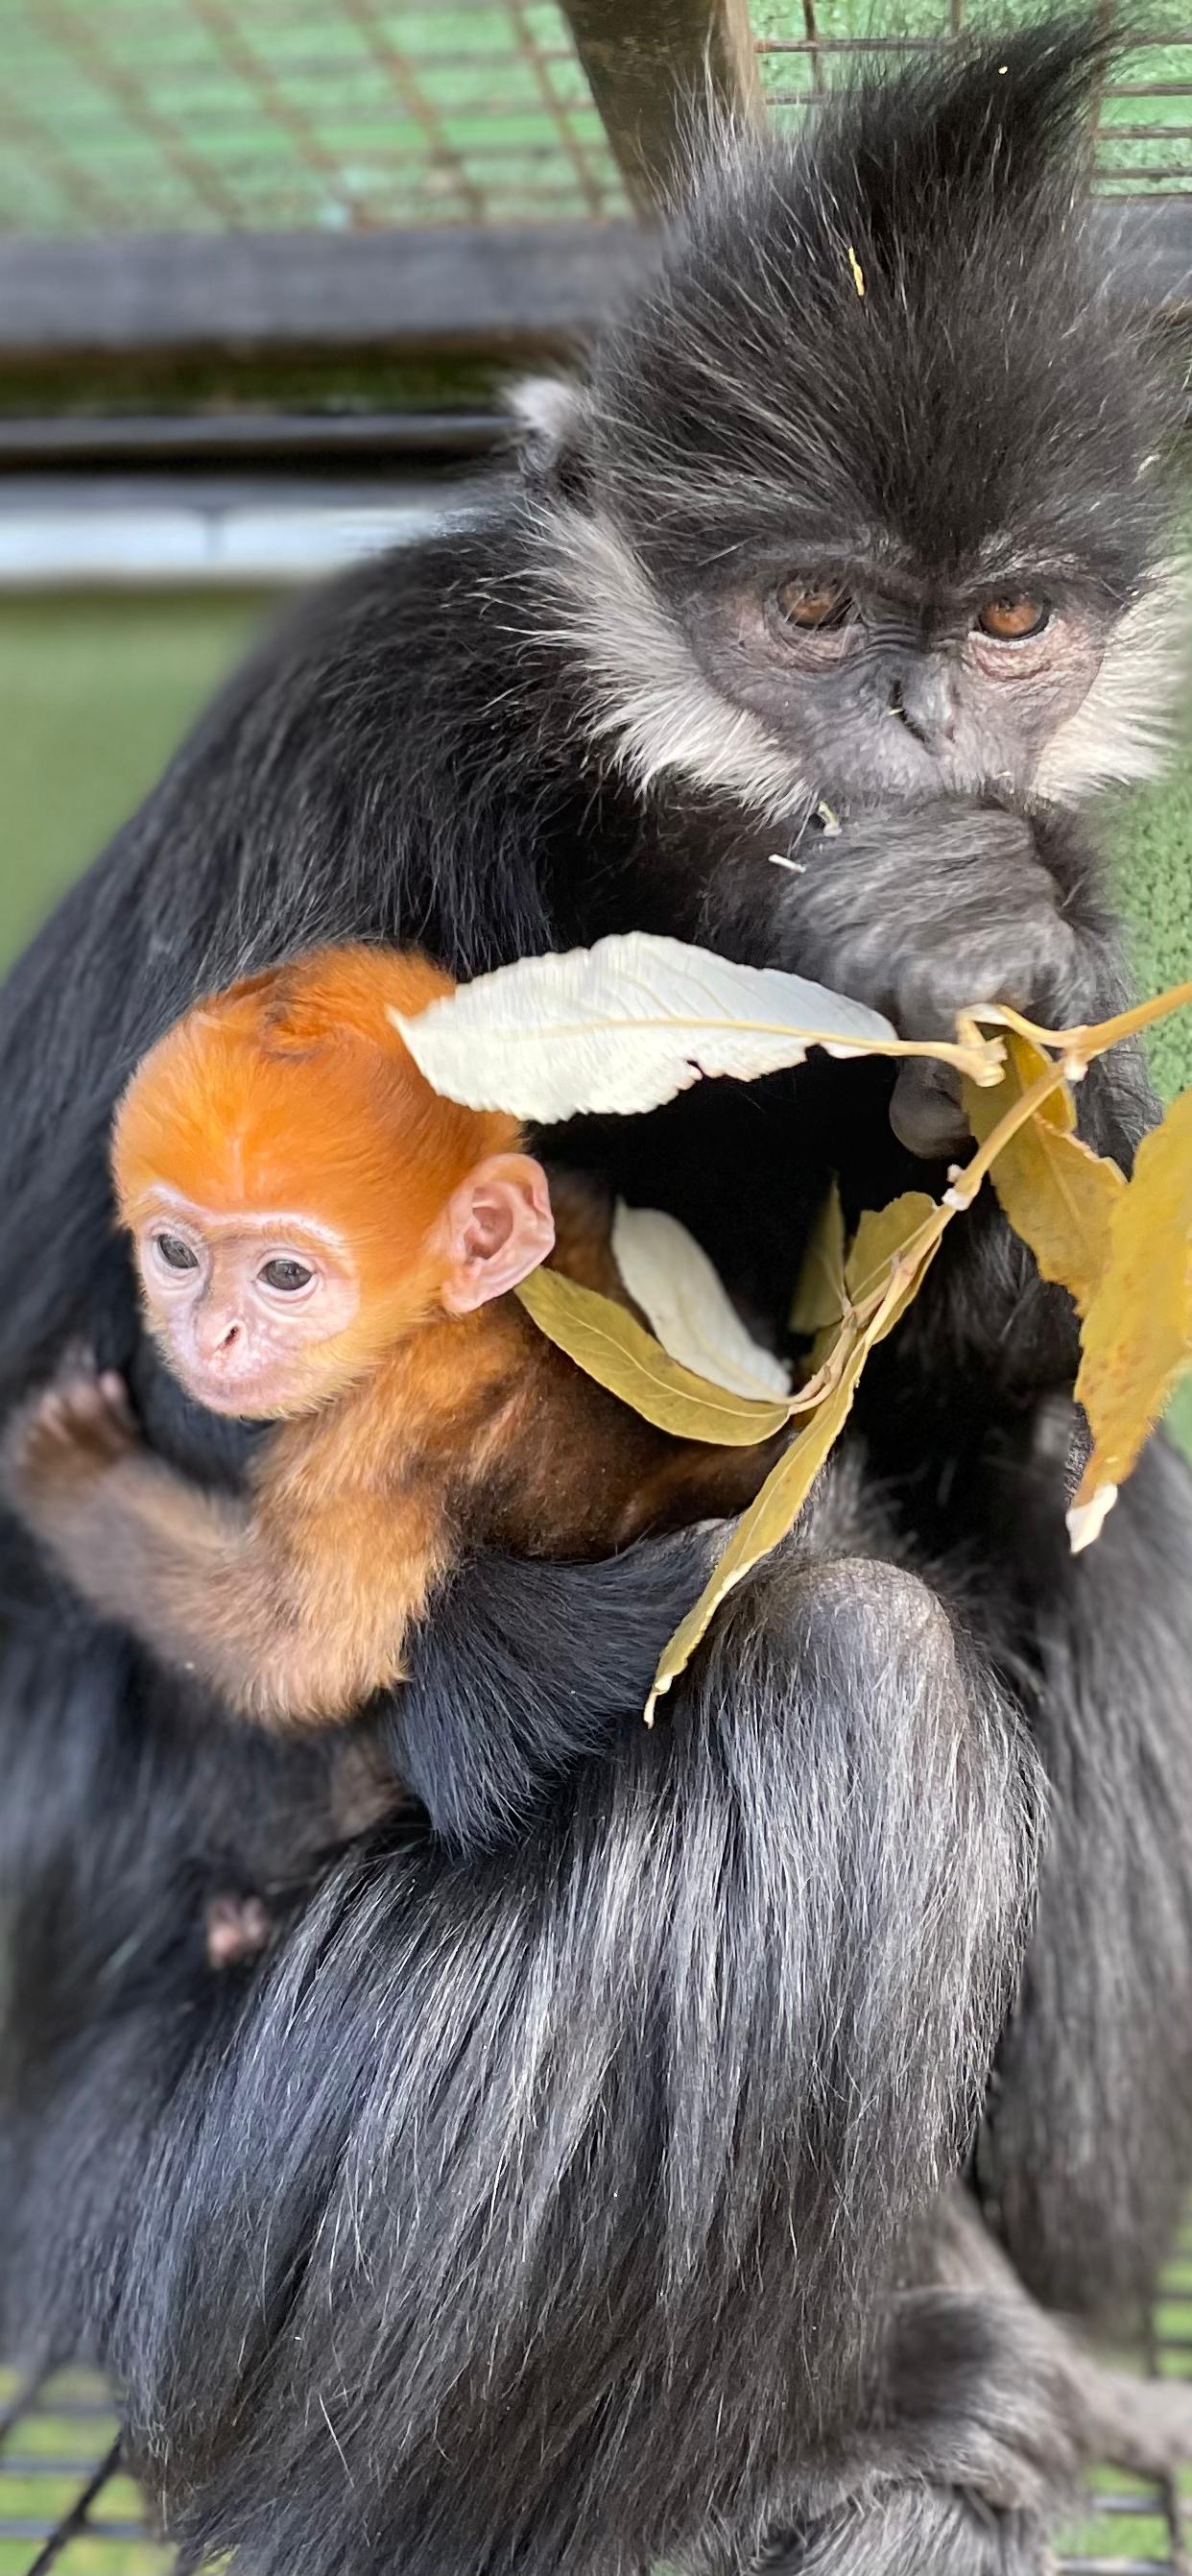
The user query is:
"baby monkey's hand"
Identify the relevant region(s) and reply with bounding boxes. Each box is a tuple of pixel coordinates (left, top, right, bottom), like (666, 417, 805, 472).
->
(2, 1358, 140, 1518)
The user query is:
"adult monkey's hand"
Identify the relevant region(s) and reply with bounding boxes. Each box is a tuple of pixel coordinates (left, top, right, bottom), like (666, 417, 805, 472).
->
(775, 803, 1095, 1159)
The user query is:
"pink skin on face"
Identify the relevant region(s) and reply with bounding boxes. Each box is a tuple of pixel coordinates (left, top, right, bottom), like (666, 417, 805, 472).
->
(133, 1190, 360, 1418)
(132, 1155, 555, 1421)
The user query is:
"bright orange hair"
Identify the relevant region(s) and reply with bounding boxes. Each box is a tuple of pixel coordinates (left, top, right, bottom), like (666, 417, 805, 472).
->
(112, 944, 521, 1341)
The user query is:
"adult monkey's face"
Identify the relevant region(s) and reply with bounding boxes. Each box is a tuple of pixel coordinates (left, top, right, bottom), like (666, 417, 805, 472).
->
(519, 21, 1185, 831)
(675, 557, 1117, 813)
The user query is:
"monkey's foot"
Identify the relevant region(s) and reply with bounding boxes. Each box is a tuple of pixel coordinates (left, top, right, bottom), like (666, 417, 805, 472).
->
(203, 1890, 274, 1972)
(755, 2496, 1053, 2575)
(2, 1360, 140, 1509)
(1083, 2366, 1192, 2479)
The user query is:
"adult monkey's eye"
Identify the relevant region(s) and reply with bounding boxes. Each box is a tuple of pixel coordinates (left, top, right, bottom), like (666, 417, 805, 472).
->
(775, 579, 851, 630)
(976, 596, 1050, 640)
(260, 1257, 314, 1293)
(155, 1232, 198, 1271)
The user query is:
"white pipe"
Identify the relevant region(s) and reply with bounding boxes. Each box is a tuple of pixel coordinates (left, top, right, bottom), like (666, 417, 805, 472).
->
(0, 499, 441, 588)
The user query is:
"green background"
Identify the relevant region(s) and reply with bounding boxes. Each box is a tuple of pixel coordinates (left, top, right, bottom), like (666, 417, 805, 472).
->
(0, 590, 271, 961)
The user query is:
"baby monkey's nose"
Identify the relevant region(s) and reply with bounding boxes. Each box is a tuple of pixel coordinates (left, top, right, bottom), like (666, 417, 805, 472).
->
(199, 1315, 244, 1363)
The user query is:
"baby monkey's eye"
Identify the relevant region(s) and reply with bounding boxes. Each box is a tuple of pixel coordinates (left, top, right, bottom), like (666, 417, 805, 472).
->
(155, 1232, 198, 1272)
(260, 1257, 314, 1293)
(775, 579, 851, 630)
(976, 596, 1050, 641)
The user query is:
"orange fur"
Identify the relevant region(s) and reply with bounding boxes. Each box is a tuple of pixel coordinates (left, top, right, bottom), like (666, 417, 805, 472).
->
(112, 944, 521, 1366)
(1, 945, 782, 1729)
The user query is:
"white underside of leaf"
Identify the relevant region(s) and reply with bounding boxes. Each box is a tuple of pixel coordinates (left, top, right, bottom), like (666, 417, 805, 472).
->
(392, 930, 897, 1122)
(611, 1202, 792, 1401)
(1066, 1482, 1119, 1553)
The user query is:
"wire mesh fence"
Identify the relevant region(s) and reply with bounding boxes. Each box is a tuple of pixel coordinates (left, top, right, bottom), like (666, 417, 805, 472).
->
(7, 0, 1192, 244)
(0, 0, 629, 237)
(0, 2373, 161, 2576)
(754, 1, 1192, 195)
(3, 2226, 1191, 2576)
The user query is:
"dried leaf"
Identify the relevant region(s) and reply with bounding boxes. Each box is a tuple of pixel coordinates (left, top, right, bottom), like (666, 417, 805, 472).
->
(611, 1203, 791, 1401)
(846, 245, 866, 297)
(513, 1264, 789, 1448)
(868, 1229, 943, 1345)
(789, 1184, 847, 1336)
(965, 1028, 1074, 1135)
(963, 1030, 1125, 1319)
(1068, 1084, 1192, 1548)
(845, 1193, 938, 1310)
(393, 930, 994, 1122)
(646, 1339, 867, 1723)
(648, 1189, 946, 1718)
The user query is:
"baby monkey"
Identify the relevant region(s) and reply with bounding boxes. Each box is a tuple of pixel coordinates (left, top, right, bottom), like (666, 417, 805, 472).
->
(3, 946, 775, 1729)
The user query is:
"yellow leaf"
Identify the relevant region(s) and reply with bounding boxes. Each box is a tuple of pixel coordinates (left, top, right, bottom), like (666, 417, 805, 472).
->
(869, 1228, 943, 1345)
(646, 1336, 867, 1722)
(846, 244, 866, 297)
(513, 1265, 790, 1448)
(963, 1030, 1125, 1318)
(789, 1184, 847, 1335)
(794, 1189, 942, 1396)
(1069, 1084, 1192, 1546)
(965, 1028, 1073, 1135)
(845, 1193, 938, 1309)
(647, 1190, 948, 1719)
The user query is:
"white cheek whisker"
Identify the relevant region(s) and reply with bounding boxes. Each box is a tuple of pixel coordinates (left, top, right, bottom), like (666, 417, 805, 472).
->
(1034, 561, 1190, 803)
(527, 496, 814, 825)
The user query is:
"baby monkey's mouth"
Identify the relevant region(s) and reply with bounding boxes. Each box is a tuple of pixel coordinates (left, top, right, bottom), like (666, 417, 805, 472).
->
(174, 1355, 289, 1424)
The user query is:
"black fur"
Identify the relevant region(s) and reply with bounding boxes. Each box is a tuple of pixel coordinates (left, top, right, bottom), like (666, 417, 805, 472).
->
(589, 24, 1175, 597)
(0, 1500, 1043, 2576)
(1, 21, 1191, 2576)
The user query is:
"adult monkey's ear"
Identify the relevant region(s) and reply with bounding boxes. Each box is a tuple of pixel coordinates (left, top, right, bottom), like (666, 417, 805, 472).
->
(507, 374, 594, 503)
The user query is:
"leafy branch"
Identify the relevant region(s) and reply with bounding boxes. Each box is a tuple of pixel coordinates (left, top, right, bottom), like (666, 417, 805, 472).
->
(400, 935, 1192, 1719)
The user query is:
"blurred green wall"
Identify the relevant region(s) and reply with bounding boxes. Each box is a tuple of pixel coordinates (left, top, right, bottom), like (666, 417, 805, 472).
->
(1, 579, 1190, 1459)
(0, 590, 274, 963)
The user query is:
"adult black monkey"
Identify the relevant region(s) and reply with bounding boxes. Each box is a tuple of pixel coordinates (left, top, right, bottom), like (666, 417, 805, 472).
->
(0, 22, 1191, 2576)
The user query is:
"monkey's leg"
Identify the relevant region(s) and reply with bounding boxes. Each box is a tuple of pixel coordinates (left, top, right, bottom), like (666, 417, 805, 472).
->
(776, 806, 1192, 2317)
(749, 2181, 1192, 2576)
(6, 1529, 1037, 2576)
(751, 2495, 1054, 2576)
(919, 2187, 1192, 2476)
(975, 1429, 1192, 2320)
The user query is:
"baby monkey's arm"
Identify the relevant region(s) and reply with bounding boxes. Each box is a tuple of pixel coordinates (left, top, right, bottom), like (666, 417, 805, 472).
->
(1, 1364, 445, 1727)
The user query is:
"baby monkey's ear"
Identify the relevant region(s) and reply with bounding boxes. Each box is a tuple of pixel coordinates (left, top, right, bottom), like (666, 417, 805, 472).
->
(439, 1155, 556, 1314)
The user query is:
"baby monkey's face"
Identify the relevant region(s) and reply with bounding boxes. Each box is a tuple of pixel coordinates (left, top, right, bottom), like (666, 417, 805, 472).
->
(127, 1148, 557, 1424)
(131, 1191, 361, 1419)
